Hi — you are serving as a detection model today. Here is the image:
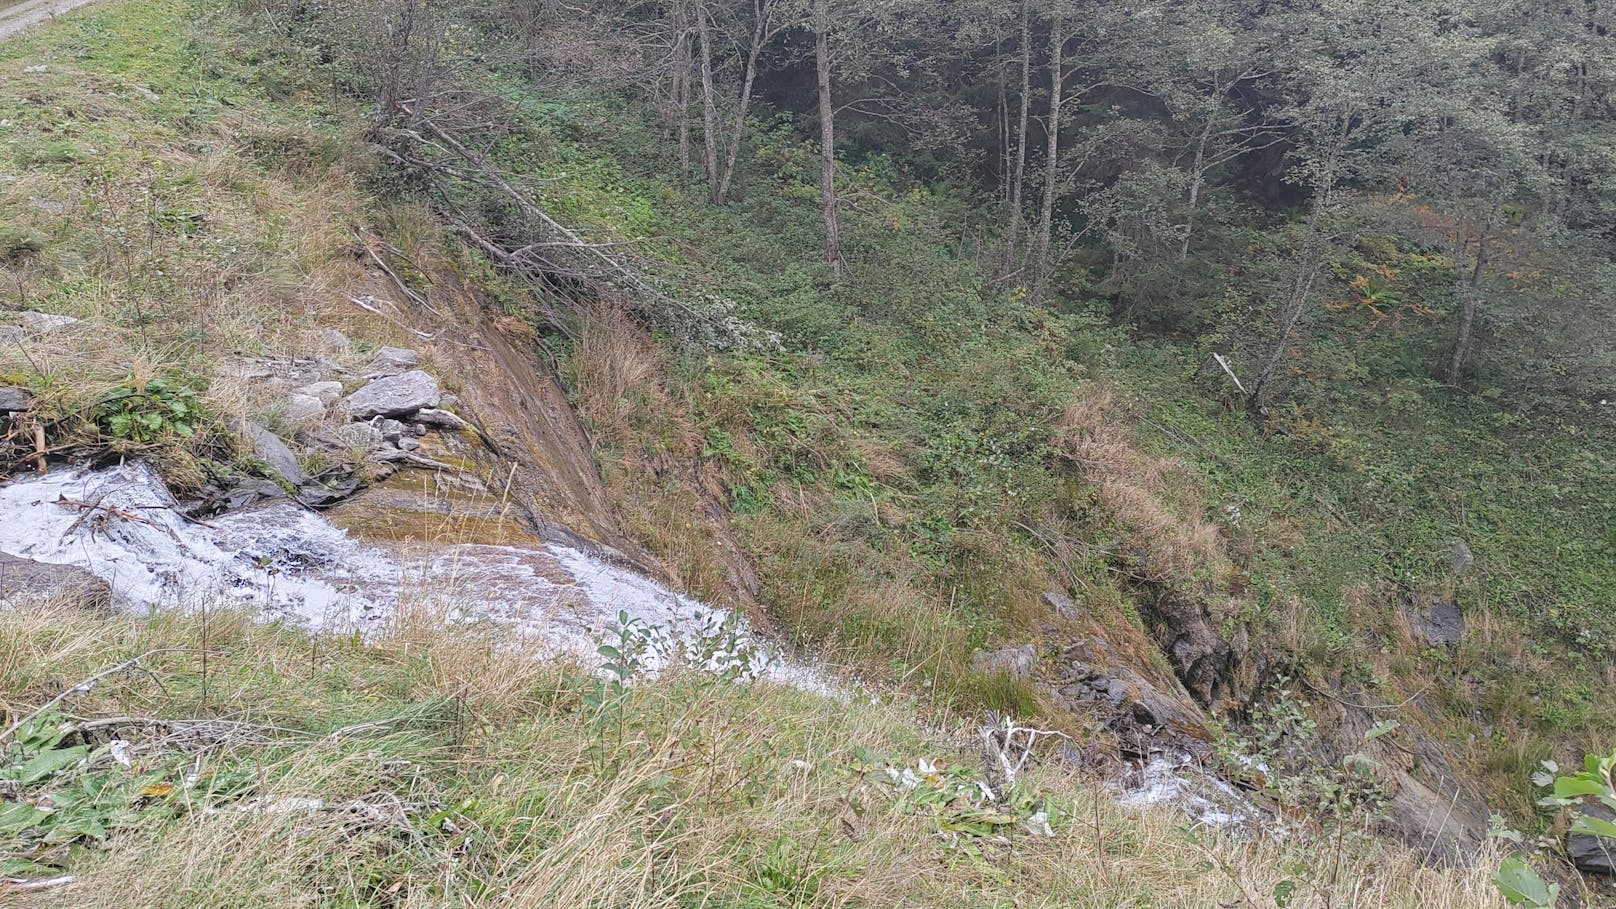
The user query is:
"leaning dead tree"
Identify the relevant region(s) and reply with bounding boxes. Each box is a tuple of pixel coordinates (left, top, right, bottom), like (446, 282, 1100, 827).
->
(368, 88, 775, 350)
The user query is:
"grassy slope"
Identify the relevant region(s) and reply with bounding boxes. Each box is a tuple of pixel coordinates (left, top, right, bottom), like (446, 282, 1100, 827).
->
(491, 77, 1613, 816)
(0, 0, 376, 484)
(0, 0, 1593, 903)
(1, 600, 1505, 908)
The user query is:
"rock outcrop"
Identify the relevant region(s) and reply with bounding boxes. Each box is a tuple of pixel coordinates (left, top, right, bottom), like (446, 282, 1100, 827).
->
(971, 645, 1037, 678)
(1146, 586, 1245, 709)
(213, 349, 467, 512)
(0, 552, 112, 610)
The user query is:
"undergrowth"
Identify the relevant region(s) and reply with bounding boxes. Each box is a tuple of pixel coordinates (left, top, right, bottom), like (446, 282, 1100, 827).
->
(0, 599, 1507, 908)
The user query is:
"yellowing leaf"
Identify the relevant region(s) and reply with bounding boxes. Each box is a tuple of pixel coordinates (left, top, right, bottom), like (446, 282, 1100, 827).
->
(140, 782, 175, 798)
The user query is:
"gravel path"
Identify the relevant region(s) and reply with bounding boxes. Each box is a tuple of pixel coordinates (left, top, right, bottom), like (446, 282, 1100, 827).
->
(0, 0, 101, 40)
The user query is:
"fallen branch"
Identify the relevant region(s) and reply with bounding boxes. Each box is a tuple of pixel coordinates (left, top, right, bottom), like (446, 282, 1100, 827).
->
(353, 230, 442, 317)
(55, 494, 181, 542)
(0, 649, 189, 748)
(1, 874, 76, 893)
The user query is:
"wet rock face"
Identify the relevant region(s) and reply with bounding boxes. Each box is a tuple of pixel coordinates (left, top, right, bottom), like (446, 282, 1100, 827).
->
(1569, 804, 1616, 876)
(344, 370, 442, 420)
(0, 552, 112, 611)
(1148, 587, 1240, 708)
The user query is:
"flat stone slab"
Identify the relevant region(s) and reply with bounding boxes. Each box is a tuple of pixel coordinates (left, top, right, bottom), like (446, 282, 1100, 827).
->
(344, 370, 441, 420)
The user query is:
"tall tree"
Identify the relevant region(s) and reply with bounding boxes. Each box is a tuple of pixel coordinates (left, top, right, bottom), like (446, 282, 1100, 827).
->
(812, 0, 843, 275)
(1246, 0, 1434, 408)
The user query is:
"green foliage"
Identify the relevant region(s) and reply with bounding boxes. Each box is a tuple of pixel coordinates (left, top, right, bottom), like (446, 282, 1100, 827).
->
(1535, 752, 1616, 838)
(0, 713, 203, 880)
(96, 377, 203, 443)
(853, 747, 1060, 859)
(1492, 855, 1558, 908)
(1218, 677, 1389, 830)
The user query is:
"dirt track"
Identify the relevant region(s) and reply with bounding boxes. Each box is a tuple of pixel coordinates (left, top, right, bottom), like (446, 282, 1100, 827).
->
(0, 0, 101, 40)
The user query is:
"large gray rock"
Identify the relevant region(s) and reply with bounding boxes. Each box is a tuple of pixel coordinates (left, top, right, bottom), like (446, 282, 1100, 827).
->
(296, 381, 344, 406)
(1570, 804, 1616, 876)
(971, 645, 1037, 678)
(367, 346, 421, 377)
(0, 553, 111, 611)
(283, 394, 326, 427)
(344, 370, 440, 420)
(243, 422, 306, 487)
(1041, 590, 1080, 621)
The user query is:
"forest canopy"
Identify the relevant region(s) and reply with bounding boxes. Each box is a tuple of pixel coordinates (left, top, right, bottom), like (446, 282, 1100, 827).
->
(500, 0, 1615, 405)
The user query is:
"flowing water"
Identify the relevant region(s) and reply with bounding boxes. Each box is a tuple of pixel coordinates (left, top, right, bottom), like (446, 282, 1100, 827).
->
(0, 463, 832, 692)
(0, 463, 1258, 825)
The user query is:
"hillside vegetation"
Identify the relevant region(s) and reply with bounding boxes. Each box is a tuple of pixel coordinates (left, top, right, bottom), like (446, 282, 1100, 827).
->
(0, 0, 1611, 905)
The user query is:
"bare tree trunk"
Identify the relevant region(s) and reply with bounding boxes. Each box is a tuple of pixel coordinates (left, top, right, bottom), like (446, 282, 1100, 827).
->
(673, 10, 693, 180)
(988, 33, 1001, 201)
(1250, 182, 1331, 409)
(695, 1, 721, 201)
(1180, 108, 1217, 263)
(1445, 217, 1494, 387)
(814, 0, 843, 276)
(1031, 13, 1063, 304)
(1003, 0, 1032, 277)
(715, 0, 769, 204)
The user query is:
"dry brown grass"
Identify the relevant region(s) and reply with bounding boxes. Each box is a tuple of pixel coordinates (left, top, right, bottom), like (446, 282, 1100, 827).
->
(1056, 383, 1233, 591)
(0, 598, 1510, 909)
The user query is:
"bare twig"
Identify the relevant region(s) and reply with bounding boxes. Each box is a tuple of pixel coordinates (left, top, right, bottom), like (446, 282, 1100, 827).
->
(0, 649, 189, 748)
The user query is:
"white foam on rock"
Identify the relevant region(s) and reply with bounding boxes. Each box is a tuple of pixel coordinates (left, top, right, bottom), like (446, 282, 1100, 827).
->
(0, 464, 833, 693)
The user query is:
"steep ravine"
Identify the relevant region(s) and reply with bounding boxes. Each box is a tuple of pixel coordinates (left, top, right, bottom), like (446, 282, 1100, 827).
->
(0, 254, 1496, 861)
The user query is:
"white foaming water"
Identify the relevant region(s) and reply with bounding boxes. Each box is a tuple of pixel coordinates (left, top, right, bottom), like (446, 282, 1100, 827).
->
(1114, 753, 1254, 829)
(0, 464, 833, 693)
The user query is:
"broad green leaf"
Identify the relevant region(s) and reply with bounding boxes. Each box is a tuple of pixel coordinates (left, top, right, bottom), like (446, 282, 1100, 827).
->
(1571, 814, 1616, 840)
(1365, 719, 1400, 740)
(1553, 777, 1607, 799)
(1492, 855, 1558, 908)
(9, 745, 88, 785)
(0, 801, 48, 835)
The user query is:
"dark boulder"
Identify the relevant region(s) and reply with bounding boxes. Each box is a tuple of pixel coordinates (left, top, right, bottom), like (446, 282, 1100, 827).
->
(1405, 595, 1465, 646)
(1570, 804, 1616, 876)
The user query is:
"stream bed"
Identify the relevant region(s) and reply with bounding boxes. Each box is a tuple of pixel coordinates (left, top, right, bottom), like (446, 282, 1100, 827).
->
(0, 463, 830, 691)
